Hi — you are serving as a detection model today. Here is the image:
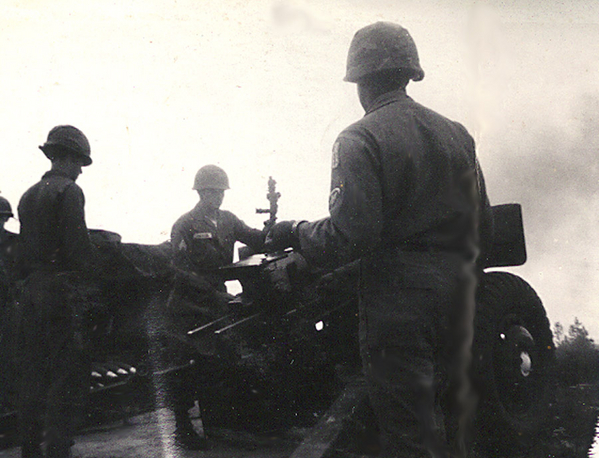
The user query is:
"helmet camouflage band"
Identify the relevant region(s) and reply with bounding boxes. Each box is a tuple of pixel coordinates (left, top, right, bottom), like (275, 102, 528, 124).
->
(344, 22, 425, 83)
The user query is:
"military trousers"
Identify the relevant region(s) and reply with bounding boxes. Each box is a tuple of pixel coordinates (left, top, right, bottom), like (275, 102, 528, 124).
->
(16, 272, 90, 458)
(148, 282, 231, 430)
(360, 251, 476, 458)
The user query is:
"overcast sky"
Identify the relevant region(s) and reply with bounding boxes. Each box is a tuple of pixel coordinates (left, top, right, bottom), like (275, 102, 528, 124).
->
(1, 0, 598, 338)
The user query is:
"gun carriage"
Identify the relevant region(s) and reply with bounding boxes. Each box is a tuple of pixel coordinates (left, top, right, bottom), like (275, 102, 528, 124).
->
(0, 181, 554, 457)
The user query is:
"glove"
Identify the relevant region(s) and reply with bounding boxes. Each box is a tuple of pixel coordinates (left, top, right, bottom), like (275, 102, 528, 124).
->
(264, 251, 309, 294)
(264, 220, 304, 253)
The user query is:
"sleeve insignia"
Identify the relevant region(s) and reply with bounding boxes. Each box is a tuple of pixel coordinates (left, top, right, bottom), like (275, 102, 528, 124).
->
(329, 187, 342, 209)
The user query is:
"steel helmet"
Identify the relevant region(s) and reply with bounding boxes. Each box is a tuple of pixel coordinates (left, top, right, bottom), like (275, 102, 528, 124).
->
(0, 196, 12, 217)
(193, 165, 230, 191)
(344, 22, 425, 83)
(39, 125, 92, 166)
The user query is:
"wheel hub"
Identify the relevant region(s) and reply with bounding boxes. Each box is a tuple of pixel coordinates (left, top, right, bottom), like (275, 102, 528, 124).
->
(494, 322, 539, 414)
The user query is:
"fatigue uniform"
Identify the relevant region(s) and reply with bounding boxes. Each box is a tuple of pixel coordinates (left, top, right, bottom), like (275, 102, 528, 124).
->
(0, 229, 18, 260)
(0, 229, 18, 415)
(0, 229, 17, 310)
(297, 89, 493, 457)
(171, 203, 264, 285)
(16, 170, 94, 457)
(167, 203, 264, 435)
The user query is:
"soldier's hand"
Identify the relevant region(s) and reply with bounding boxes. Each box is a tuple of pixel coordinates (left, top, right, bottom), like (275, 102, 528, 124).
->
(264, 220, 296, 252)
(264, 251, 309, 293)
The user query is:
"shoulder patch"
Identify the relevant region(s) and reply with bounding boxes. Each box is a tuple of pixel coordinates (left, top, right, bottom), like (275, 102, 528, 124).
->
(331, 141, 340, 169)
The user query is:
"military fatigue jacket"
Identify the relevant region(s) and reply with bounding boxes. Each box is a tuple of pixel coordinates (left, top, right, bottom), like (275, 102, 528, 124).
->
(15, 171, 95, 453)
(0, 229, 18, 258)
(171, 203, 264, 277)
(17, 170, 93, 277)
(0, 229, 18, 305)
(0, 229, 18, 275)
(298, 89, 493, 269)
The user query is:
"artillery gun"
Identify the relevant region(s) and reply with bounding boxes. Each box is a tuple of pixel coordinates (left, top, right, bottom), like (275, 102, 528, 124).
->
(0, 181, 554, 457)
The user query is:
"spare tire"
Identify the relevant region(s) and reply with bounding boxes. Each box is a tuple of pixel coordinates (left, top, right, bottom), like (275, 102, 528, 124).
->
(471, 271, 555, 454)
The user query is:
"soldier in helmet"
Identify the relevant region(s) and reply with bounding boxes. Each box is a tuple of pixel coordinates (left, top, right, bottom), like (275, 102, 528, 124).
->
(0, 196, 17, 309)
(15, 125, 96, 458)
(167, 164, 264, 449)
(0, 196, 16, 249)
(171, 164, 265, 298)
(266, 22, 493, 457)
(0, 196, 18, 413)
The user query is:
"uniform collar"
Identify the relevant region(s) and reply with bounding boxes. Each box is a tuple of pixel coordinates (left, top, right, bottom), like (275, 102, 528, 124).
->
(41, 170, 75, 181)
(191, 202, 220, 224)
(365, 88, 409, 115)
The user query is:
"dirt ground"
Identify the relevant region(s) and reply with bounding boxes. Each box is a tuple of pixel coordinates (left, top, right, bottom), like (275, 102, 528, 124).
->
(2, 383, 598, 458)
(0, 409, 300, 458)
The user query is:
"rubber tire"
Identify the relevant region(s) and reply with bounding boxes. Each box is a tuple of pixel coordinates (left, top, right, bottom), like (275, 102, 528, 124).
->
(471, 271, 555, 456)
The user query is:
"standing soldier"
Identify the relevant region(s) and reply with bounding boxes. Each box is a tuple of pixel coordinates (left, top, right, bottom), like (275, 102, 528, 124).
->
(0, 196, 18, 413)
(166, 164, 264, 449)
(0, 196, 17, 309)
(16, 125, 96, 458)
(0, 196, 17, 255)
(266, 22, 493, 458)
(171, 164, 265, 295)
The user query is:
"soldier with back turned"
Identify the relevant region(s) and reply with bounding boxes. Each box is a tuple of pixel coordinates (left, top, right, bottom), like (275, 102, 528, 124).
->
(267, 22, 493, 458)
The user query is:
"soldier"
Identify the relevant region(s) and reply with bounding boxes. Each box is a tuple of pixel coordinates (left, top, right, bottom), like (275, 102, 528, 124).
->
(16, 125, 96, 458)
(167, 164, 264, 449)
(171, 164, 265, 294)
(0, 196, 17, 253)
(0, 196, 18, 414)
(266, 22, 493, 458)
(0, 196, 17, 309)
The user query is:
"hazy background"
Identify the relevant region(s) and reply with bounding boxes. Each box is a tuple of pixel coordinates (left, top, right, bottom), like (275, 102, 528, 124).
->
(1, 0, 598, 337)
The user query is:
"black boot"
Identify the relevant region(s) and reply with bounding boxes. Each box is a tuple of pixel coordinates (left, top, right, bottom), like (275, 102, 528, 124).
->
(20, 424, 43, 458)
(21, 444, 44, 458)
(45, 439, 72, 458)
(174, 427, 209, 451)
(173, 412, 209, 451)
